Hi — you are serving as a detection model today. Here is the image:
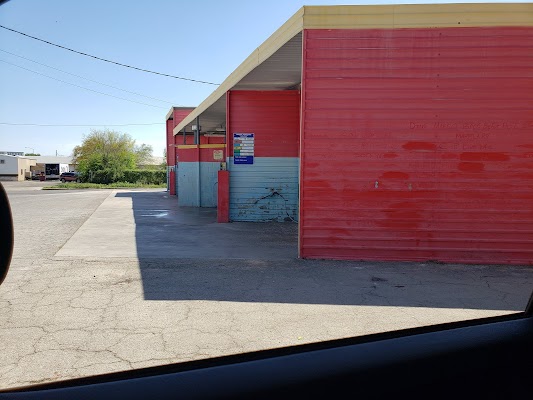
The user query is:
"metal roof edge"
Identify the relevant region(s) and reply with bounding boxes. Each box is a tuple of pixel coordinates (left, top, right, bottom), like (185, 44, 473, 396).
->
(166, 106, 197, 121)
(166, 107, 175, 121)
(302, 3, 533, 29)
(173, 6, 305, 135)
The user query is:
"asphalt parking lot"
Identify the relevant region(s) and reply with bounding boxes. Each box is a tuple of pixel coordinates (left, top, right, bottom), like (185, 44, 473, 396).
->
(1, 180, 532, 389)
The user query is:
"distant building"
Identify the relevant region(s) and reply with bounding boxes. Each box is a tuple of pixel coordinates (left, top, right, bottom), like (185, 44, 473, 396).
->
(30, 156, 77, 179)
(140, 156, 165, 168)
(0, 155, 36, 181)
(0, 151, 24, 156)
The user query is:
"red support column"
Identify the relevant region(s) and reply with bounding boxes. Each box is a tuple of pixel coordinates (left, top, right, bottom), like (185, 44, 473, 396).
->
(217, 170, 229, 223)
(169, 168, 176, 196)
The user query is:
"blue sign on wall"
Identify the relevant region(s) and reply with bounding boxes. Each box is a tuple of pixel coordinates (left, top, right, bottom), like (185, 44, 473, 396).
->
(233, 133, 254, 164)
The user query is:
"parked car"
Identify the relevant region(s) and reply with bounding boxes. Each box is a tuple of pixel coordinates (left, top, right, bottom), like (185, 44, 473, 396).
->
(59, 172, 80, 183)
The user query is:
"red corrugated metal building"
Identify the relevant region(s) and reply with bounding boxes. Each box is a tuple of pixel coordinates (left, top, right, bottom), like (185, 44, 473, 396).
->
(171, 3, 533, 265)
(165, 107, 195, 195)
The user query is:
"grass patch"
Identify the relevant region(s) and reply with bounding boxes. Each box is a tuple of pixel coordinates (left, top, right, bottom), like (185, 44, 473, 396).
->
(42, 182, 167, 190)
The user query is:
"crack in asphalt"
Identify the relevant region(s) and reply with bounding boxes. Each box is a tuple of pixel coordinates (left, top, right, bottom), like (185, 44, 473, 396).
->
(1, 185, 532, 389)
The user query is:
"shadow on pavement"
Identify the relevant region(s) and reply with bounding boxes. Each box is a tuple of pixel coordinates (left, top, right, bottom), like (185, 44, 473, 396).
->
(115, 191, 533, 311)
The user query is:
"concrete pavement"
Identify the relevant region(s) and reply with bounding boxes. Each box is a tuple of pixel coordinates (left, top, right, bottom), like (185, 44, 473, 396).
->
(56, 189, 297, 259)
(1, 182, 532, 389)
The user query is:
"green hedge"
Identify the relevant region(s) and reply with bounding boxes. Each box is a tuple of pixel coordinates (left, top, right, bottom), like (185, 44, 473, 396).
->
(87, 169, 121, 184)
(85, 169, 166, 184)
(122, 170, 166, 184)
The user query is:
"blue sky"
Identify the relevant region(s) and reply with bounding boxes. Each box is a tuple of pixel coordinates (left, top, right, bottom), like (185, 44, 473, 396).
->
(0, 0, 522, 156)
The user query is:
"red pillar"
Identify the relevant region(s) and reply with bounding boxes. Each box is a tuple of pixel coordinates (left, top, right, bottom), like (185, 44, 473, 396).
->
(169, 168, 176, 196)
(217, 170, 229, 223)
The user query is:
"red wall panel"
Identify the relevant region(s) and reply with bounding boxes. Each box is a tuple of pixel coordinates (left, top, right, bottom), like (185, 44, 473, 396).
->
(217, 170, 230, 223)
(300, 27, 533, 264)
(166, 119, 175, 167)
(174, 134, 196, 146)
(176, 147, 199, 163)
(208, 136, 226, 144)
(173, 133, 225, 147)
(227, 90, 300, 157)
(199, 147, 225, 162)
(167, 108, 194, 165)
(177, 146, 226, 163)
(173, 109, 194, 127)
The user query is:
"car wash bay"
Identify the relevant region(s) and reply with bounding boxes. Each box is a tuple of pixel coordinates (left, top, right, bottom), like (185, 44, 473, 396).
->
(169, 90, 300, 222)
(167, 4, 533, 266)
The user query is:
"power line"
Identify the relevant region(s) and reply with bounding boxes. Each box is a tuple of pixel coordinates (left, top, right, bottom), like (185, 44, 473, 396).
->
(0, 58, 168, 109)
(0, 122, 164, 127)
(0, 48, 179, 105)
(0, 24, 220, 85)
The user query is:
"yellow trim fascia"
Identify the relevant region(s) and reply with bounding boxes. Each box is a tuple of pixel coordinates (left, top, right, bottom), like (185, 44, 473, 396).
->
(199, 144, 226, 149)
(302, 3, 533, 29)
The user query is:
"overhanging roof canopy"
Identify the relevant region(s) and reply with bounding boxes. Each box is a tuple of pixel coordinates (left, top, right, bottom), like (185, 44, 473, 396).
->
(173, 7, 304, 135)
(174, 3, 533, 136)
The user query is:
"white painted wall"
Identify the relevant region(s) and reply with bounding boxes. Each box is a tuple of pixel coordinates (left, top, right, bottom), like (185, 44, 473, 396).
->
(0, 156, 36, 181)
(0, 155, 19, 180)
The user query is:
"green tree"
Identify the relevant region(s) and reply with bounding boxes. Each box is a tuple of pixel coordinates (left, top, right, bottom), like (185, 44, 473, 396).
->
(134, 143, 154, 167)
(73, 129, 152, 181)
(160, 148, 168, 169)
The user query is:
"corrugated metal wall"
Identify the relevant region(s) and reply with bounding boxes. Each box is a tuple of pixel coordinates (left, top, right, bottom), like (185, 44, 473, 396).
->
(177, 162, 199, 207)
(227, 90, 300, 222)
(200, 162, 219, 207)
(166, 119, 175, 167)
(174, 164, 179, 194)
(167, 108, 194, 195)
(176, 145, 225, 207)
(229, 157, 299, 221)
(166, 119, 174, 193)
(300, 27, 533, 264)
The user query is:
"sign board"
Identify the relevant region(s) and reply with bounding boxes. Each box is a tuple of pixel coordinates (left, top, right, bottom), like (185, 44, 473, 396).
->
(213, 150, 224, 161)
(233, 133, 254, 164)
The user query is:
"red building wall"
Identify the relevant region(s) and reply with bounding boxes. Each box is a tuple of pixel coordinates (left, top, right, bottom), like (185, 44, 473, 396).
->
(227, 90, 300, 222)
(166, 108, 194, 195)
(176, 145, 226, 163)
(166, 108, 195, 166)
(300, 27, 533, 264)
(227, 90, 299, 157)
(166, 119, 176, 167)
(173, 134, 225, 147)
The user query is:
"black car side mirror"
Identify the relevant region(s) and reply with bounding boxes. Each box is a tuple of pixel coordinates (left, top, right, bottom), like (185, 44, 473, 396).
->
(0, 182, 13, 285)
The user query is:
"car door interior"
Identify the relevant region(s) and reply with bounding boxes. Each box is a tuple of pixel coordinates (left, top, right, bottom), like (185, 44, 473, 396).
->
(1, 305, 531, 399)
(0, 182, 13, 286)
